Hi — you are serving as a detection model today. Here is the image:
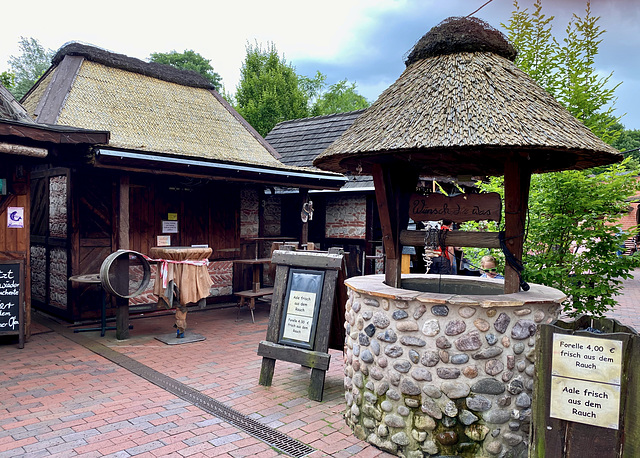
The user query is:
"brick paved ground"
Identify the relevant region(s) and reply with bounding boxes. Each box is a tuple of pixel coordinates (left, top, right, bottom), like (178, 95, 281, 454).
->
(1, 270, 639, 457)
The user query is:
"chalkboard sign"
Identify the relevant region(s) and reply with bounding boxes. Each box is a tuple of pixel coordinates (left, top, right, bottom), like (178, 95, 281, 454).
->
(278, 269, 325, 350)
(0, 260, 24, 348)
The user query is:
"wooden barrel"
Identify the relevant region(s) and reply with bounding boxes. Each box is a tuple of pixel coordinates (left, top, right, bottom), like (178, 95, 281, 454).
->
(99, 250, 151, 298)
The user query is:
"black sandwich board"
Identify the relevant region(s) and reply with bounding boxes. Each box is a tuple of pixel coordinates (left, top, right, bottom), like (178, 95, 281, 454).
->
(257, 248, 344, 401)
(0, 260, 24, 348)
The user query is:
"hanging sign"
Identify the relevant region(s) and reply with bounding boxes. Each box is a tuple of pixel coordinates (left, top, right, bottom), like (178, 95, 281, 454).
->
(549, 333, 623, 429)
(409, 193, 501, 223)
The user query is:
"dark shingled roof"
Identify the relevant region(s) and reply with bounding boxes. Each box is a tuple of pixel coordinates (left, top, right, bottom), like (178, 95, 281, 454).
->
(266, 110, 371, 191)
(266, 110, 365, 168)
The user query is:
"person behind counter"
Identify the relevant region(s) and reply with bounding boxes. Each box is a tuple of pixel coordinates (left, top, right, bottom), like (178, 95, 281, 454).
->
(480, 255, 504, 279)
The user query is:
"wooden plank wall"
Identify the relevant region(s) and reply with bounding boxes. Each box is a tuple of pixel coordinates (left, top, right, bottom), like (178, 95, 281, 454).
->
(129, 177, 240, 259)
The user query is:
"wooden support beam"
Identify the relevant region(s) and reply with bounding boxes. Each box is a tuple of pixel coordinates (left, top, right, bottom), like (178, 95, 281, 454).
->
(400, 230, 501, 248)
(116, 175, 130, 340)
(503, 156, 531, 294)
(372, 164, 418, 288)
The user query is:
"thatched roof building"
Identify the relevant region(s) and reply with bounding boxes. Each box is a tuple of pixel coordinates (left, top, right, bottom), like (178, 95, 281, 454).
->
(22, 42, 343, 189)
(313, 17, 621, 176)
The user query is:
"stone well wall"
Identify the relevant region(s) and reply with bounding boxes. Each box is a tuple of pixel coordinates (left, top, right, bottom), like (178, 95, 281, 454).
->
(343, 274, 565, 457)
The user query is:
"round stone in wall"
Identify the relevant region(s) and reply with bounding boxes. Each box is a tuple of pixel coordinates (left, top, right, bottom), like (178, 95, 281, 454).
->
(431, 305, 449, 316)
(414, 304, 427, 319)
(474, 318, 490, 332)
(378, 329, 397, 343)
(441, 381, 470, 399)
(397, 321, 419, 332)
(372, 312, 390, 328)
(471, 377, 506, 395)
(459, 306, 477, 318)
(392, 310, 409, 320)
(422, 319, 440, 337)
(411, 367, 432, 381)
(454, 330, 482, 351)
(445, 320, 467, 336)
(436, 367, 461, 379)
(493, 312, 511, 334)
(466, 395, 492, 412)
(436, 336, 452, 349)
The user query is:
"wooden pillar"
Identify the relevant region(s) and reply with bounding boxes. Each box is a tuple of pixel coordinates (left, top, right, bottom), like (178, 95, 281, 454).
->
(372, 164, 418, 288)
(300, 188, 309, 246)
(116, 174, 130, 340)
(503, 156, 531, 294)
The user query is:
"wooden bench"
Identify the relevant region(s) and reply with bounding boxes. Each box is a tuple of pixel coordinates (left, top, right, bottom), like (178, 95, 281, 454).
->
(235, 287, 274, 322)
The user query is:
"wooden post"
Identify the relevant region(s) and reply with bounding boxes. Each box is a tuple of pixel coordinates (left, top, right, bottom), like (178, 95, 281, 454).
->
(116, 174, 130, 340)
(503, 156, 531, 294)
(300, 188, 309, 246)
(372, 164, 418, 288)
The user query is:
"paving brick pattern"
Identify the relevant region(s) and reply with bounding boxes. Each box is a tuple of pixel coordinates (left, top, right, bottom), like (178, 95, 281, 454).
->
(3, 270, 640, 457)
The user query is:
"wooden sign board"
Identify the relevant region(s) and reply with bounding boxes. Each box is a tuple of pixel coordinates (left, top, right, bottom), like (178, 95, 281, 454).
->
(258, 248, 344, 401)
(409, 192, 502, 223)
(279, 269, 325, 350)
(550, 334, 623, 429)
(0, 260, 24, 348)
(532, 317, 640, 458)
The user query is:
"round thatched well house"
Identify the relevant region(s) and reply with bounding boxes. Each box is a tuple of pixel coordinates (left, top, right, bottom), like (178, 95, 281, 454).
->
(314, 16, 622, 457)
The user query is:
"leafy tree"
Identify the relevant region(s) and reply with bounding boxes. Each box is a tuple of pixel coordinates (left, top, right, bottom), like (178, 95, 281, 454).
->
(524, 162, 639, 316)
(7, 37, 54, 100)
(149, 50, 222, 91)
(310, 79, 370, 116)
(0, 71, 15, 89)
(614, 128, 640, 161)
(490, 0, 640, 315)
(235, 42, 309, 137)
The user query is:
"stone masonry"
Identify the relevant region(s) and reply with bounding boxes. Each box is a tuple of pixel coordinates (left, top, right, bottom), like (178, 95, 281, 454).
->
(342, 274, 564, 457)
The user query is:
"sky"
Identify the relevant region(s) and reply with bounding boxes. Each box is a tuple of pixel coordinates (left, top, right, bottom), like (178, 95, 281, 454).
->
(1, 0, 639, 130)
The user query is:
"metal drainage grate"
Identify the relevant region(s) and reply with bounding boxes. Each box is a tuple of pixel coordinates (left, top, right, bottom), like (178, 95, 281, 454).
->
(59, 329, 315, 458)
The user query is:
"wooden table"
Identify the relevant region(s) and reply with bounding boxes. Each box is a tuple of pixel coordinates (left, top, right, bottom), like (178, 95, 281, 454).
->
(69, 274, 115, 337)
(233, 258, 273, 322)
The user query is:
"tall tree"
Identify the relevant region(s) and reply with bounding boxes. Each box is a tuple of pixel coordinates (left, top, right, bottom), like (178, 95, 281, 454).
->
(149, 50, 222, 91)
(492, 0, 640, 315)
(235, 42, 309, 137)
(7, 37, 54, 100)
(310, 79, 370, 116)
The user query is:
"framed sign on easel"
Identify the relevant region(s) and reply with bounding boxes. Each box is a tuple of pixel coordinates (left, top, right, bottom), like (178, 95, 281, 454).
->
(257, 248, 344, 401)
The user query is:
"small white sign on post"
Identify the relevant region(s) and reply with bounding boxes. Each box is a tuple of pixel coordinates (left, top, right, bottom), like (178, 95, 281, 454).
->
(7, 207, 24, 228)
(550, 333, 623, 429)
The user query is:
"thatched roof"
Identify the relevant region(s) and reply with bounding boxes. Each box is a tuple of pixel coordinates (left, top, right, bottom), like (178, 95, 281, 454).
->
(313, 17, 622, 176)
(20, 43, 343, 189)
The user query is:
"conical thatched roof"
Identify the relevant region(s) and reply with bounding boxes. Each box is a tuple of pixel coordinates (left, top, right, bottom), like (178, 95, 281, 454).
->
(313, 17, 621, 176)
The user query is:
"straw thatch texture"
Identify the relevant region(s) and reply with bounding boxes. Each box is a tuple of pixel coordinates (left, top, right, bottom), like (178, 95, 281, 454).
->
(314, 51, 621, 176)
(20, 70, 54, 116)
(56, 60, 290, 169)
(314, 17, 621, 176)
